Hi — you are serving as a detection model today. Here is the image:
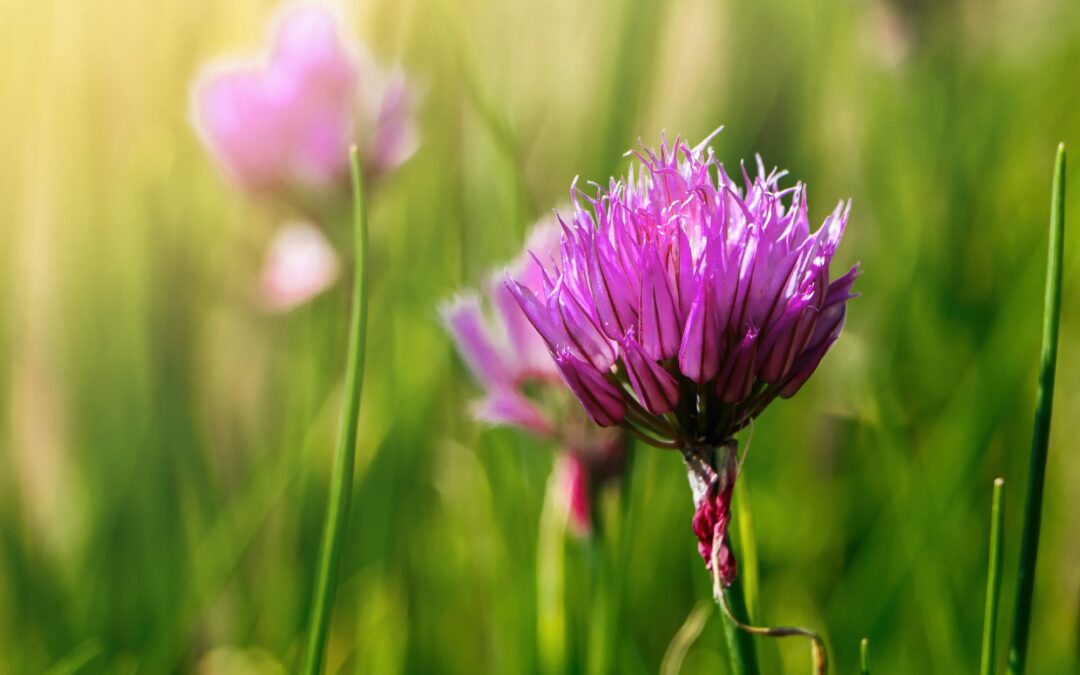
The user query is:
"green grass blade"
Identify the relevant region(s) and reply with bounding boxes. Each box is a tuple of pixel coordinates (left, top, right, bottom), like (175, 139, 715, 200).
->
(661, 600, 713, 675)
(1007, 143, 1066, 675)
(43, 640, 102, 675)
(981, 479, 1006, 675)
(860, 637, 870, 675)
(301, 146, 370, 675)
(734, 480, 761, 623)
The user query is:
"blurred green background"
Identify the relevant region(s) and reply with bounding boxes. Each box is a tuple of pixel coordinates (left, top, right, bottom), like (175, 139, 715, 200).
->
(3, 0, 1080, 673)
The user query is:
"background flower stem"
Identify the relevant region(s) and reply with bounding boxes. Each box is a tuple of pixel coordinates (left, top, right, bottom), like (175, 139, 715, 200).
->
(1007, 143, 1066, 675)
(860, 637, 870, 675)
(980, 478, 1005, 675)
(301, 146, 369, 675)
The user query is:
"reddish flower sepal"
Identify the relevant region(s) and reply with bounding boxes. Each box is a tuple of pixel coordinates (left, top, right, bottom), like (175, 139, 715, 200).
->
(683, 442, 739, 587)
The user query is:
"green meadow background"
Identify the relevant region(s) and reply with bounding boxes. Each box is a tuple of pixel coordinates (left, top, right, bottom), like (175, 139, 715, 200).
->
(3, 0, 1080, 673)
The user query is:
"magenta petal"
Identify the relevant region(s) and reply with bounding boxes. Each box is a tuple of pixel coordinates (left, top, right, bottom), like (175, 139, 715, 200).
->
(678, 278, 722, 383)
(554, 351, 626, 427)
(675, 228, 698, 320)
(505, 278, 570, 353)
(441, 295, 514, 388)
(552, 282, 617, 370)
(473, 389, 553, 436)
(758, 299, 816, 383)
(717, 328, 758, 403)
(621, 335, 681, 415)
(639, 244, 681, 360)
(587, 237, 638, 341)
(778, 264, 858, 397)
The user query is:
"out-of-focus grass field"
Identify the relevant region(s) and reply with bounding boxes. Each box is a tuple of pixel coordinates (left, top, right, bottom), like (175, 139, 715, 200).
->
(3, 0, 1080, 673)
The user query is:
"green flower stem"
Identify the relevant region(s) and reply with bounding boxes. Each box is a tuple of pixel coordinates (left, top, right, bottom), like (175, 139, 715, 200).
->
(859, 637, 870, 675)
(980, 479, 1006, 675)
(301, 147, 369, 675)
(720, 579, 761, 675)
(1007, 143, 1066, 675)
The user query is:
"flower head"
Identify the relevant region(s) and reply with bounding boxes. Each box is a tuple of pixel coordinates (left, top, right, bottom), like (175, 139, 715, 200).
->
(192, 2, 418, 197)
(443, 219, 624, 535)
(506, 131, 858, 578)
(260, 221, 340, 311)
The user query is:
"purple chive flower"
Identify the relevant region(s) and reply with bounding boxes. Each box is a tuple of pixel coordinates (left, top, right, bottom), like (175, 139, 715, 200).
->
(507, 131, 858, 584)
(191, 1, 419, 197)
(443, 219, 625, 536)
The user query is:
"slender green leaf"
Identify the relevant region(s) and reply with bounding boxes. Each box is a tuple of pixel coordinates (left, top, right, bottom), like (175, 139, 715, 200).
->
(1007, 143, 1066, 675)
(981, 479, 1005, 675)
(860, 637, 870, 675)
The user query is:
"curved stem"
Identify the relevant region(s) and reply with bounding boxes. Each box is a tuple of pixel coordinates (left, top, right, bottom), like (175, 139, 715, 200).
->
(712, 532, 827, 675)
(301, 147, 369, 675)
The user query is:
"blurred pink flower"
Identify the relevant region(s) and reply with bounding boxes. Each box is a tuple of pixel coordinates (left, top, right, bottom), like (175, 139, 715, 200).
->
(260, 221, 340, 311)
(192, 1, 418, 196)
(442, 217, 625, 537)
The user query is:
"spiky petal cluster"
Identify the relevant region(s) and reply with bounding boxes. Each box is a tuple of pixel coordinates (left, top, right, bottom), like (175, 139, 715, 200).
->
(507, 133, 857, 445)
(443, 220, 624, 535)
(506, 132, 858, 576)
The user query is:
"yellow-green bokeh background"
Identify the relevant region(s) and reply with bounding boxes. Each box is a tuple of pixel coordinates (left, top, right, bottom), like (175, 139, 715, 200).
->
(3, 0, 1080, 673)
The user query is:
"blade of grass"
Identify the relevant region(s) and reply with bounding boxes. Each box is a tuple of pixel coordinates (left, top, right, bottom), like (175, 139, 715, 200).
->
(537, 465, 569, 675)
(860, 637, 870, 675)
(734, 479, 761, 623)
(301, 146, 369, 675)
(660, 600, 713, 675)
(43, 639, 102, 675)
(981, 479, 1006, 675)
(1007, 142, 1066, 675)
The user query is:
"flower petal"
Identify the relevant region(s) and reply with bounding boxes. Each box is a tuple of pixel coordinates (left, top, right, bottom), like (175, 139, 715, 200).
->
(639, 243, 681, 360)
(553, 351, 626, 427)
(441, 294, 514, 388)
(621, 335, 681, 415)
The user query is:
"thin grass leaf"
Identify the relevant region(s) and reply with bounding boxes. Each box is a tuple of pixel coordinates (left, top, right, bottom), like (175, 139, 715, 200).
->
(660, 600, 713, 675)
(981, 479, 1005, 675)
(734, 479, 761, 623)
(43, 640, 102, 675)
(1007, 143, 1066, 675)
(302, 146, 370, 675)
(860, 637, 870, 675)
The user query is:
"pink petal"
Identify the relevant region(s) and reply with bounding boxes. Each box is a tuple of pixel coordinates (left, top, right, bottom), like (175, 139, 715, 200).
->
(260, 222, 340, 311)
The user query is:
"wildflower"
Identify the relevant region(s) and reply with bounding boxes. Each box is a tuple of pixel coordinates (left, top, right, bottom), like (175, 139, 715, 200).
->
(443, 220, 625, 536)
(506, 131, 858, 584)
(261, 221, 340, 311)
(191, 1, 419, 198)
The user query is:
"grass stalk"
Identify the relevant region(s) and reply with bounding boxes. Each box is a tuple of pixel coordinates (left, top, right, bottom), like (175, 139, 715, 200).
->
(860, 637, 870, 675)
(1007, 143, 1066, 675)
(301, 146, 370, 675)
(981, 479, 1006, 675)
